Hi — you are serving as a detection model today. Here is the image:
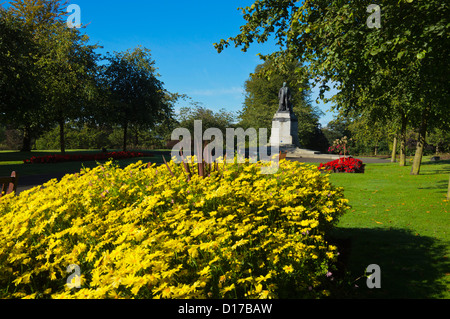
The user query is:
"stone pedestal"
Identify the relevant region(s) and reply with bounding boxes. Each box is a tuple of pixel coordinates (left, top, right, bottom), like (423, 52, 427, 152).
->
(269, 111, 300, 147)
(269, 110, 340, 160)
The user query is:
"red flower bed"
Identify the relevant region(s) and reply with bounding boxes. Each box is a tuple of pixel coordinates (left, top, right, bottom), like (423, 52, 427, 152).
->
(318, 157, 365, 173)
(23, 151, 153, 164)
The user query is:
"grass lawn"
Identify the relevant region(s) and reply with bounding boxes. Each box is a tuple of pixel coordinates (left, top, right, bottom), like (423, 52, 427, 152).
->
(0, 149, 166, 177)
(328, 159, 449, 299)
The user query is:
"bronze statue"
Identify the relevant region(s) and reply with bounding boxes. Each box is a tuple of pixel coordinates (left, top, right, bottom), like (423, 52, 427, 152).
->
(278, 82, 292, 112)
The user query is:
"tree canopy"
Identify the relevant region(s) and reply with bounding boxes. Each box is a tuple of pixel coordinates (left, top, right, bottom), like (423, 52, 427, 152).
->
(1, 0, 100, 152)
(215, 0, 449, 174)
(100, 47, 172, 151)
(0, 1, 176, 152)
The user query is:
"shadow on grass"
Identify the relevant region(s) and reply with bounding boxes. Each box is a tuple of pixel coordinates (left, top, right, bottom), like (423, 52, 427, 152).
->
(418, 179, 449, 194)
(328, 227, 449, 299)
(421, 159, 450, 166)
(419, 159, 450, 175)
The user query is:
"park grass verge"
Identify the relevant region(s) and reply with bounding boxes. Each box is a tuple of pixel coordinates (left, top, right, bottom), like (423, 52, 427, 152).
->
(327, 160, 450, 298)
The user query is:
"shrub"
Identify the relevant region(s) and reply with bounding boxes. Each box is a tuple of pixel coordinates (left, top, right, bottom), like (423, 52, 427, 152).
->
(318, 157, 365, 173)
(0, 158, 349, 299)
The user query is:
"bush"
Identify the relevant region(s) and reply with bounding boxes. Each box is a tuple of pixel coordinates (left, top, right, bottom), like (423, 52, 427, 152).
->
(318, 157, 365, 173)
(0, 158, 349, 299)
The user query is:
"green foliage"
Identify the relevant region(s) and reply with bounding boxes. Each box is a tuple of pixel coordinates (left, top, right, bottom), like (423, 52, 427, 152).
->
(1, 0, 101, 152)
(216, 0, 449, 173)
(38, 22, 100, 153)
(177, 103, 237, 136)
(427, 128, 450, 155)
(0, 7, 46, 148)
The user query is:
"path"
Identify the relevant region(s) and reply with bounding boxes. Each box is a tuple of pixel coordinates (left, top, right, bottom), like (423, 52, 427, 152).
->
(16, 172, 77, 195)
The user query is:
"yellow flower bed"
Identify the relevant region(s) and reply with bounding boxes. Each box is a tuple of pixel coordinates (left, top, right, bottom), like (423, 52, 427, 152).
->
(0, 158, 349, 299)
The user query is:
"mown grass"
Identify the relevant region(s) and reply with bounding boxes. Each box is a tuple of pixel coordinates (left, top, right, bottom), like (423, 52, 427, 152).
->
(328, 159, 449, 299)
(0, 149, 165, 177)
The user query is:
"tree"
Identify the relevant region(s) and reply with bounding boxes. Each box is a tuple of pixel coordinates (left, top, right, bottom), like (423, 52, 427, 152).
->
(0, 6, 46, 151)
(428, 128, 450, 155)
(215, 0, 449, 175)
(174, 103, 237, 154)
(240, 59, 323, 149)
(177, 103, 237, 136)
(1, 0, 100, 153)
(100, 46, 171, 151)
(321, 117, 352, 145)
(38, 22, 100, 153)
(391, 135, 398, 163)
(447, 176, 450, 200)
(348, 112, 387, 156)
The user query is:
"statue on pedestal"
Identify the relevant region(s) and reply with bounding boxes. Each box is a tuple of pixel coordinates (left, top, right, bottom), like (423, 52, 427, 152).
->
(278, 82, 292, 112)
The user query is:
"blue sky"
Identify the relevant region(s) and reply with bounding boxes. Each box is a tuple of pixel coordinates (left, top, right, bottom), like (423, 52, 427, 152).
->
(6, 0, 338, 126)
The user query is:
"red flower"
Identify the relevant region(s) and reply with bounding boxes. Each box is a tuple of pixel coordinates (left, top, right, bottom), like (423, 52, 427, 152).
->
(318, 157, 365, 173)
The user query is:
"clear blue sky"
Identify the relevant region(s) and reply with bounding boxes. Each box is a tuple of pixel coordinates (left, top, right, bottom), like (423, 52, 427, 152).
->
(7, 0, 338, 126)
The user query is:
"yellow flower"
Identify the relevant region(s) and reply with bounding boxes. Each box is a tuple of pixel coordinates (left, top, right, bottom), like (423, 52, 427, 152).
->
(259, 290, 270, 299)
(283, 265, 294, 274)
(0, 158, 349, 299)
(162, 287, 172, 298)
(198, 265, 211, 277)
(221, 283, 235, 295)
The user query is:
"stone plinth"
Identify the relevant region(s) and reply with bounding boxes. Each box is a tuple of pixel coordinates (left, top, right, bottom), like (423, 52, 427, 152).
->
(269, 109, 341, 160)
(269, 111, 300, 147)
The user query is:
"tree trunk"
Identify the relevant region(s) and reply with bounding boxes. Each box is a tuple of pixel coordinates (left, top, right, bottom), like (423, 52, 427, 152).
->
(391, 136, 398, 163)
(399, 115, 407, 166)
(123, 122, 128, 152)
(21, 125, 32, 152)
(447, 175, 450, 200)
(59, 118, 66, 154)
(135, 127, 139, 147)
(410, 108, 429, 175)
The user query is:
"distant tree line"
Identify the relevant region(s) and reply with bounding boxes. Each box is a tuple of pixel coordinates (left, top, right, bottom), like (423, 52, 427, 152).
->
(320, 117, 450, 158)
(0, 0, 180, 153)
